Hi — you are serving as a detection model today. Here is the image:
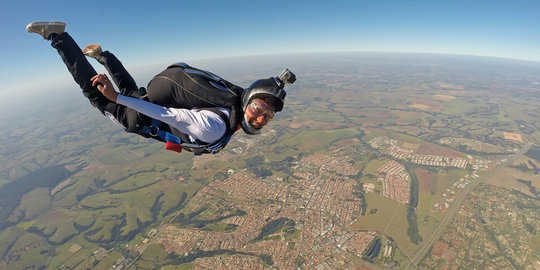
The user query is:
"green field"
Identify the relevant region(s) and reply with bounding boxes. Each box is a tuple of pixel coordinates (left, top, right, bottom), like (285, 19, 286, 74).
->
(351, 193, 418, 253)
(137, 243, 172, 268)
(274, 127, 362, 154)
(364, 158, 389, 174)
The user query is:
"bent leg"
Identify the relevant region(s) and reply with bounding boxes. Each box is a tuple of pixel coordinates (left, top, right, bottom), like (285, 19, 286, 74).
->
(96, 51, 139, 96)
(50, 32, 139, 132)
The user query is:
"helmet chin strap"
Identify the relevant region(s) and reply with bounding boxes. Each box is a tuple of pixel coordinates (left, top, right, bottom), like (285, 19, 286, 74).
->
(241, 113, 261, 135)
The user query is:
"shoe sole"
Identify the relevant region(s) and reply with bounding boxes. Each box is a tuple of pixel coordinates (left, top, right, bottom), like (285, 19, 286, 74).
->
(26, 21, 66, 39)
(82, 45, 102, 58)
(26, 21, 66, 32)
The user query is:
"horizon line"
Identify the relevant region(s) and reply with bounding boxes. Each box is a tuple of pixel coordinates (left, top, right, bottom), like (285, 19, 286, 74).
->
(183, 50, 540, 65)
(4, 50, 539, 95)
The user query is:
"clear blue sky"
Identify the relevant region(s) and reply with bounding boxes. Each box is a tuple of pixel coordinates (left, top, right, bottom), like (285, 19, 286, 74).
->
(1, 0, 539, 95)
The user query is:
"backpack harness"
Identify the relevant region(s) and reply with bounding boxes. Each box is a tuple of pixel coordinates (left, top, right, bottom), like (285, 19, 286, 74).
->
(138, 62, 239, 155)
(140, 117, 234, 155)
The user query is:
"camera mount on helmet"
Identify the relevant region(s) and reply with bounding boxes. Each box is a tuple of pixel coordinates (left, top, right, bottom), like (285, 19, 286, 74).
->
(241, 68, 296, 135)
(277, 68, 296, 86)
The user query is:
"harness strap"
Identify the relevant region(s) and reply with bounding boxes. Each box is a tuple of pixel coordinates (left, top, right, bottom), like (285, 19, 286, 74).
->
(139, 109, 234, 155)
(198, 108, 234, 153)
(140, 119, 181, 145)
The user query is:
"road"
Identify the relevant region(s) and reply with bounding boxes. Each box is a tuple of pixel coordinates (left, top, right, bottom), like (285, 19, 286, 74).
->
(406, 144, 531, 269)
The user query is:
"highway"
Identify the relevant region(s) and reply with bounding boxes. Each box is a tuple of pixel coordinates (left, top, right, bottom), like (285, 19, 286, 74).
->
(406, 144, 531, 269)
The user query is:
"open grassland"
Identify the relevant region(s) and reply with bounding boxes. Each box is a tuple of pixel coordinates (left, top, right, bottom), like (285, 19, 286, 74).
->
(485, 158, 540, 197)
(402, 142, 420, 150)
(93, 254, 117, 269)
(3, 242, 50, 269)
(137, 243, 172, 268)
(6, 232, 41, 253)
(58, 247, 89, 269)
(79, 187, 171, 242)
(387, 130, 428, 144)
(28, 210, 78, 244)
(16, 220, 36, 231)
(0, 227, 24, 258)
(388, 110, 424, 124)
(415, 168, 437, 195)
(273, 127, 361, 154)
(99, 150, 130, 164)
(350, 193, 417, 254)
(334, 107, 390, 119)
(433, 94, 456, 101)
(438, 97, 477, 116)
(415, 211, 441, 248)
(48, 241, 98, 269)
(360, 127, 388, 142)
(416, 168, 467, 213)
(3, 142, 204, 268)
(417, 191, 436, 215)
(294, 101, 345, 123)
(108, 171, 161, 191)
(163, 262, 195, 270)
(12, 187, 51, 220)
(190, 159, 235, 180)
(80, 192, 122, 209)
(363, 158, 389, 174)
(409, 104, 430, 111)
(0, 232, 49, 269)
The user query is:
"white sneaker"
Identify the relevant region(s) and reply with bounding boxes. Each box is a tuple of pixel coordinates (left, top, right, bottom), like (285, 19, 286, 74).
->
(26, 21, 66, 39)
(82, 44, 103, 59)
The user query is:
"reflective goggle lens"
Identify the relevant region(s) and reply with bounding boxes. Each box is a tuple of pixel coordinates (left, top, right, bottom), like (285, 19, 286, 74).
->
(249, 100, 275, 121)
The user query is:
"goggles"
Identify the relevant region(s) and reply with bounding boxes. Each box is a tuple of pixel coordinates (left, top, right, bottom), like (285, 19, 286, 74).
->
(249, 99, 275, 122)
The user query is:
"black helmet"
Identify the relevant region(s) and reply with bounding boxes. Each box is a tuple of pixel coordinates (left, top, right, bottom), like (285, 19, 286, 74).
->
(241, 69, 296, 135)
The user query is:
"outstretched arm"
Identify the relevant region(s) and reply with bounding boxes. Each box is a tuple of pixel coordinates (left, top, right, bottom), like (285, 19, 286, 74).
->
(116, 95, 227, 143)
(91, 74, 227, 143)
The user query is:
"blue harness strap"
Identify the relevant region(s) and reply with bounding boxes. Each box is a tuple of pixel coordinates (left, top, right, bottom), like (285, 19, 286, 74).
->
(140, 119, 232, 155)
(140, 119, 181, 144)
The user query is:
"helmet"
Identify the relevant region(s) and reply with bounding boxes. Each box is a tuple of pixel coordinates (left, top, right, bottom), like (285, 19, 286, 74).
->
(241, 69, 295, 135)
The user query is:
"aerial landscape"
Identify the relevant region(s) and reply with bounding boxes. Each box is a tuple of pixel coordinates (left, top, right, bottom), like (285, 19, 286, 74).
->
(0, 53, 539, 269)
(2, 1, 540, 269)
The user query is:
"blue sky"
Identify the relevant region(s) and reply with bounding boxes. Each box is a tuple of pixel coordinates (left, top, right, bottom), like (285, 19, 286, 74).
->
(1, 0, 539, 95)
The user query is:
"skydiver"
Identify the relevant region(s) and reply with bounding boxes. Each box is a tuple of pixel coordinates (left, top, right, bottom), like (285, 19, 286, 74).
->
(26, 22, 296, 154)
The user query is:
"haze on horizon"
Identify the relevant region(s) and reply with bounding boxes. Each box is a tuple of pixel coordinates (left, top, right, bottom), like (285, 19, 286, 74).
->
(1, 0, 539, 98)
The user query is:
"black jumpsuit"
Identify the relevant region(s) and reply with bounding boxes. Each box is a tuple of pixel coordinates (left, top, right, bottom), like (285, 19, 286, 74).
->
(50, 32, 242, 146)
(51, 32, 143, 133)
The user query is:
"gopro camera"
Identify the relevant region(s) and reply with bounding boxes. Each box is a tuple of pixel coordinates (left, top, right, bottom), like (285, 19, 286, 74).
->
(276, 68, 296, 86)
